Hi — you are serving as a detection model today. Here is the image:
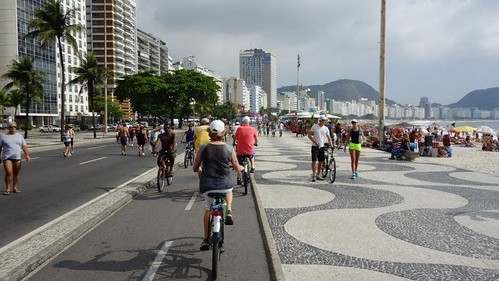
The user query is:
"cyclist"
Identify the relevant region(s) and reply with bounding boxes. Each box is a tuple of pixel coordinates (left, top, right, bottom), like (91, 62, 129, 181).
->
(181, 123, 195, 149)
(193, 118, 210, 153)
(152, 123, 176, 174)
(307, 116, 333, 182)
(193, 120, 243, 251)
(233, 116, 258, 185)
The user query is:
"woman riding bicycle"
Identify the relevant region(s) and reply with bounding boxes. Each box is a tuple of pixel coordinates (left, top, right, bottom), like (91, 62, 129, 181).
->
(193, 120, 243, 251)
(153, 123, 176, 173)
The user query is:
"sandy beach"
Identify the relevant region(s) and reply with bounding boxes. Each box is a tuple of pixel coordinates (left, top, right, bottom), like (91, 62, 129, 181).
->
(413, 145, 499, 177)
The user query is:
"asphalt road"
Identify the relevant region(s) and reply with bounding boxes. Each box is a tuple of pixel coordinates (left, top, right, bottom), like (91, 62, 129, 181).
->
(0, 131, 272, 281)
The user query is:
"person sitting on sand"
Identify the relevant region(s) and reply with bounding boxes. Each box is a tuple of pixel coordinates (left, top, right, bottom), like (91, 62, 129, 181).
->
(438, 134, 452, 157)
(464, 134, 474, 147)
(482, 135, 493, 151)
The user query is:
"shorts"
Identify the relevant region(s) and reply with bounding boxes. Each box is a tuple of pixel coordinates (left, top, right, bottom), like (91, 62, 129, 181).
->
(311, 146, 326, 162)
(348, 142, 362, 151)
(120, 136, 128, 145)
(237, 154, 254, 165)
(64, 141, 71, 147)
(203, 188, 233, 210)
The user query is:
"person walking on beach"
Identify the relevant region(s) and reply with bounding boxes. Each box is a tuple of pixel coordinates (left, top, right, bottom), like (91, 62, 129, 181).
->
(307, 116, 333, 182)
(344, 119, 364, 179)
(0, 122, 31, 195)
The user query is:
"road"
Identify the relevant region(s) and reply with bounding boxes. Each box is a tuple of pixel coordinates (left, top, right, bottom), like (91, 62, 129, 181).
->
(0, 131, 273, 281)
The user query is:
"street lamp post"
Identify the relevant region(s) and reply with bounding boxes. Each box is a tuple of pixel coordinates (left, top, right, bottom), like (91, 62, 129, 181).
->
(296, 54, 300, 112)
(103, 0, 108, 134)
(378, 0, 386, 148)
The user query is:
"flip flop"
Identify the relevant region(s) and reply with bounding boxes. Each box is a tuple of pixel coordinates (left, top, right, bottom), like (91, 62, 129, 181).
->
(3, 191, 10, 195)
(13, 189, 20, 194)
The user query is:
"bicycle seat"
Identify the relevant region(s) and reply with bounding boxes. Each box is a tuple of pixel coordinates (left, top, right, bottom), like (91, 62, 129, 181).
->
(205, 188, 232, 198)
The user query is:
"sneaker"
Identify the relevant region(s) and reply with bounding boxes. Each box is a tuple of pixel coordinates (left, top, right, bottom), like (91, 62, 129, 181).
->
(351, 174, 356, 179)
(200, 239, 211, 251)
(354, 172, 358, 178)
(236, 178, 242, 185)
(225, 210, 234, 225)
(316, 176, 324, 181)
(312, 177, 316, 182)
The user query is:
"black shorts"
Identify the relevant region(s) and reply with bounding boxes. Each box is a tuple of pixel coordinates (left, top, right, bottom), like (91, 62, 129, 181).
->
(311, 146, 326, 162)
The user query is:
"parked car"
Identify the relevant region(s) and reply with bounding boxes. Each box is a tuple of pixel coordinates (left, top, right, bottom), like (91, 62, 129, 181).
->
(39, 125, 61, 133)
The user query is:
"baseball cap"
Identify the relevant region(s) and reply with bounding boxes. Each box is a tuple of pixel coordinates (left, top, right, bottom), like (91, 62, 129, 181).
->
(235, 122, 240, 125)
(209, 120, 225, 136)
(242, 116, 251, 123)
(320, 115, 329, 121)
(351, 119, 358, 123)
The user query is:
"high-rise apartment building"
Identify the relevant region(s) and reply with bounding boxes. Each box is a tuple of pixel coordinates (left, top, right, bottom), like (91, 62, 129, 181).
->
(86, 0, 137, 121)
(239, 48, 276, 110)
(0, 0, 89, 125)
(137, 29, 170, 74)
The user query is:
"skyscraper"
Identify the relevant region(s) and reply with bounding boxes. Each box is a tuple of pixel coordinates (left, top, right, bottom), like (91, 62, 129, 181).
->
(239, 48, 276, 110)
(86, 0, 137, 121)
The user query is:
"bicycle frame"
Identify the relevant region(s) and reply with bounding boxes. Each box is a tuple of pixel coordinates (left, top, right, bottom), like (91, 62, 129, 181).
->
(209, 194, 226, 280)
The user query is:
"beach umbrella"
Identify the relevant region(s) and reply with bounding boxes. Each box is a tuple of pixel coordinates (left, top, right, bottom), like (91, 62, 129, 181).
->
(451, 125, 476, 133)
(476, 126, 496, 135)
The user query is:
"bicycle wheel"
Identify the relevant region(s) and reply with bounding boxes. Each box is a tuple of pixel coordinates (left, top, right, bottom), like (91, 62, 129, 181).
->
(157, 167, 165, 192)
(329, 157, 337, 183)
(188, 150, 194, 165)
(184, 150, 189, 168)
(211, 226, 220, 280)
(165, 164, 173, 186)
(321, 155, 329, 177)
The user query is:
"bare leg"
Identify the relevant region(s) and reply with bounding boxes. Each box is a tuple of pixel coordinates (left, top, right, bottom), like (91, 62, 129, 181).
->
(12, 161, 22, 191)
(311, 160, 317, 177)
(3, 161, 13, 192)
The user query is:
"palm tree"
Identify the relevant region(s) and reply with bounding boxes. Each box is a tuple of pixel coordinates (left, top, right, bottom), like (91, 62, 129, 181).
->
(26, 0, 84, 136)
(68, 52, 108, 139)
(0, 89, 11, 126)
(1, 56, 46, 139)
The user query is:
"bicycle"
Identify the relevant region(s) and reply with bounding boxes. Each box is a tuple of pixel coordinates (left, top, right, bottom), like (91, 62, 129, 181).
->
(321, 146, 336, 183)
(239, 155, 252, 195)
(183, 142, 194, 168)
(157, 151, 173, 192)
(206, 191, 229, 280)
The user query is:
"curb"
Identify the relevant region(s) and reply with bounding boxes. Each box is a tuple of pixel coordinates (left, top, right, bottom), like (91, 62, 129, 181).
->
(251, 174, 286, 281)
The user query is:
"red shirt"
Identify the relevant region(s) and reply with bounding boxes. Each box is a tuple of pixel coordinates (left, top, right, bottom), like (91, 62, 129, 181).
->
(234, 125, 257, 155)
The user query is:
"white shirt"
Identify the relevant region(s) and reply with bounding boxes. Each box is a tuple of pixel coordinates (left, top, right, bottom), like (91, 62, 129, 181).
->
(309, 123, 330, 148)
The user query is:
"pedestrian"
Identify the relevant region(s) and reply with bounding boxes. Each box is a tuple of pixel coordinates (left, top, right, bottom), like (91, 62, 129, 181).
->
(128, 125, 136, 146)
(193, 119, 244, 251)
(62, 125, 72, 157)
(136, 125, 148, 156)
(0, 122, 31, 195)
(307, 116, 333, 182)
(69, 124, 76, 154)
(118, 123, 129, 155)
(344, 119, 364, 179)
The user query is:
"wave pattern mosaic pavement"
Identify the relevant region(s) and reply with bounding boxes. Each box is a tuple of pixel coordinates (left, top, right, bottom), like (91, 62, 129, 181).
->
(254, 133, 499, 281)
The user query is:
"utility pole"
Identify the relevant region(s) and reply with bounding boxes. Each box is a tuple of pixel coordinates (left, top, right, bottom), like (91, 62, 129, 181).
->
(296, 54, 300, 112)
(378, 0, 386, 147)
(103, 0, 108, 134)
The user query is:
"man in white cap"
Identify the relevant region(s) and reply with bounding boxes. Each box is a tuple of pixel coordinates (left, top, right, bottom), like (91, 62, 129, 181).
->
(233, 116, 258, 185)
(307, 116, 333, 182)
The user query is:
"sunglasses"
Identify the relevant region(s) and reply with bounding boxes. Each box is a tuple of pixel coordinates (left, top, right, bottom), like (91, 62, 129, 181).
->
(8, 126, 16, 129)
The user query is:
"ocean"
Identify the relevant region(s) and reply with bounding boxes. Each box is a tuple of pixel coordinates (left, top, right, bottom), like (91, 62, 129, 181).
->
(450, 120, 499, 131)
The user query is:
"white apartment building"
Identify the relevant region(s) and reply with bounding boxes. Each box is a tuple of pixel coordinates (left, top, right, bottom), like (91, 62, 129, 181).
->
(223, 77, 249, 111)
(239, 48, 277, 109)
(137, 29, 170, 74)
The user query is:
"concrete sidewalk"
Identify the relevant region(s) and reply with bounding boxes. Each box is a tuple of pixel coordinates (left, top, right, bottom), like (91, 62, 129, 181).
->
(253, 131, 499, 281)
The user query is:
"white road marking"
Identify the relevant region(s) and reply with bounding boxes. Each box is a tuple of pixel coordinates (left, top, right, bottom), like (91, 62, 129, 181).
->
(185, 192, 199, 210)
(142, 241, 173, 281)
(86, 145, 111, 150)
(79, 157, 107, 165)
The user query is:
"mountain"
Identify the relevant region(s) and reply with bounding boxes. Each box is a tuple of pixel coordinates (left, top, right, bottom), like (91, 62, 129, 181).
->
(277, 79, 398, 105)
(446, 87, 499, 110)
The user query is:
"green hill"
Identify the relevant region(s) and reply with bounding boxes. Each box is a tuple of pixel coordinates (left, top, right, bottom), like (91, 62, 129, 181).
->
(278, 79, 397, 105)
(447, 87, 499, 110)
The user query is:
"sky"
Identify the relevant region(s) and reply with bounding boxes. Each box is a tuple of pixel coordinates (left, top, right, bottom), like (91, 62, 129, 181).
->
(135, 0, 499, 106)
